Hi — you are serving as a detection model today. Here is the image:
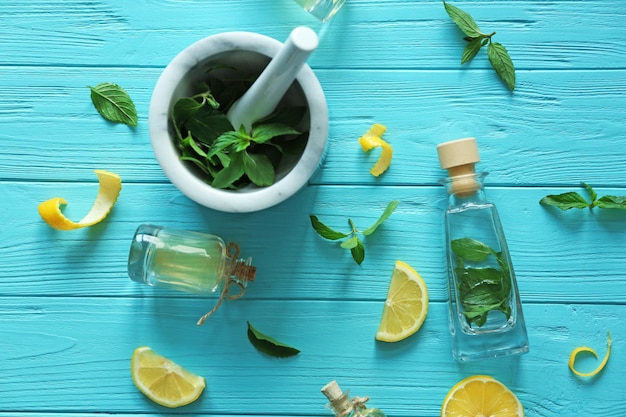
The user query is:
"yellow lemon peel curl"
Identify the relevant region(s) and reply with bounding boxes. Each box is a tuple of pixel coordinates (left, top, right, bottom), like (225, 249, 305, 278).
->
(358, 123, 392, 177)
(568, 331, 612, 377)
(38, 170, 122, 230)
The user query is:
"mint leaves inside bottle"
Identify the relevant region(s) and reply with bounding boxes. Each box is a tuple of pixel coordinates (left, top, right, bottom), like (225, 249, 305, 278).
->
(540, 182, 626, 211)
(443, 1, 516, 91)
(451, 237, 512, 327)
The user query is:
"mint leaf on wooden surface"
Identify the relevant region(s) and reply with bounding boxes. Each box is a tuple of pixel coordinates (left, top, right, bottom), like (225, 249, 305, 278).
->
(487, 42, 516, 91)
(595, 195, 626, 210)
(247, 321, 300, 358)
(443, 1, 516, 91)
(310, 200, 398, 265)
(88, 82, 138, 126)
(540, 182, 626, 211)
(539, 192, 590, 211)
(443, 1, 483, 38)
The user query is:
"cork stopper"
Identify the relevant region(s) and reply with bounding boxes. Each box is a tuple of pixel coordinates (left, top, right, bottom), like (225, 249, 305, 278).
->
(437, 137, 481, 196)
(321, 380, 344, 402)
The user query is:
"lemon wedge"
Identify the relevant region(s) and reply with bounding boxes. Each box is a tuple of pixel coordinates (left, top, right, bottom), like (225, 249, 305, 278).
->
(441, 375, 524, 417)
(131, 346, 206, 408)
(358, 123, 392, 177)
(568, 331, 612, 377)
(38, 170, 121, 230)
(375, 260, 428, 342)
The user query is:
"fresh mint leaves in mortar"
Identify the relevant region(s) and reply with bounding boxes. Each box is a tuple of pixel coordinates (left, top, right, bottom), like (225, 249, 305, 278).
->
(171, 67, 307, 190)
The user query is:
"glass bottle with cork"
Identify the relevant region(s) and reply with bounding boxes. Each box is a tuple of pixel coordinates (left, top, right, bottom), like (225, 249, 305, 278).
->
(321, 380, 385, 417)
(437, 137, 529, 361)
(127, 224, 256, 325)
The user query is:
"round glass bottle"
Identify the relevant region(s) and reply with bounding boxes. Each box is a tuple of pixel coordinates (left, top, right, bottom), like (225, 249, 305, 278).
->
(128, 224, 256, 324)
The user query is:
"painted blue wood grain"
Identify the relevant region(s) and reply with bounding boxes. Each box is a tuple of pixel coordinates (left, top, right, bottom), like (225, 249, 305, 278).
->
(1, 0, 625, 416)
(1, 68, 625, 185)
(2, 183, 626, 304)
(0, 298, 623, 416)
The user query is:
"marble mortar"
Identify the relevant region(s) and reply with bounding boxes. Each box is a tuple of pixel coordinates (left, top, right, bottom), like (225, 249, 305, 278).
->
(148, 31, 329, 213)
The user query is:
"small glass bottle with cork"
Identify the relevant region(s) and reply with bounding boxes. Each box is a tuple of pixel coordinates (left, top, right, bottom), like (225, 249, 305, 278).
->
(127, 224, 256, 325)
(321, 380, 385, 417)
(437, 137, 529, 361)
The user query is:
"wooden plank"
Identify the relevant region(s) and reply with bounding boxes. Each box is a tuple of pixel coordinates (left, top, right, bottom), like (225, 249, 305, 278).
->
(0, 67, 625, 185)
(0, 1, 625, 69)
(0, 297, 622, 416)
(2, 182, 625, 303)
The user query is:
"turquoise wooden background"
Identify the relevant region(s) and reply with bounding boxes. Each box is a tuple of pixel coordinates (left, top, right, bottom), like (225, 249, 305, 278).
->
(1, 0, 625, 416)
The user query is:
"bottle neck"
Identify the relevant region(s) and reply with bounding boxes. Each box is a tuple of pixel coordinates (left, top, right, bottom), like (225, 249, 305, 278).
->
(224, 242, 256, 287)
(442, 172, 489, 207)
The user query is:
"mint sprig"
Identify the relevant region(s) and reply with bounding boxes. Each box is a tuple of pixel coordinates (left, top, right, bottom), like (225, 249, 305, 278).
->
(310, 200, 399, 265)
(540, 182, 626, 211)
(443, 1, 516, 91)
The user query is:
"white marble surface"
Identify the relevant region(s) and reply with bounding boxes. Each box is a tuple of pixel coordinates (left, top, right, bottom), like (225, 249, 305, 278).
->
(148, 31, 328, 213)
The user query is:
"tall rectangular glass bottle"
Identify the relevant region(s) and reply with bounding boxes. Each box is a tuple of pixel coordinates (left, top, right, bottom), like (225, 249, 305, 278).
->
(437, 138, 529, 361)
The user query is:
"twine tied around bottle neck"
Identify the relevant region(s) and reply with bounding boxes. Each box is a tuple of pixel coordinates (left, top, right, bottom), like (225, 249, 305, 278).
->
(196, 242, 252, 326)
(333, 395, 370, 417)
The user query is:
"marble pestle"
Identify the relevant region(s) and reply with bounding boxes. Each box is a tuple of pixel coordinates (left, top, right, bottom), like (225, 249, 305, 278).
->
(226, 26, 319, 133)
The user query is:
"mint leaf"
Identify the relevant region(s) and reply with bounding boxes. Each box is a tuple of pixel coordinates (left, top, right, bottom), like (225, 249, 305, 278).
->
(596, 195, 626, 209)
(451, 238, 493, 262)
(309, 216, 350, 240)
(351, 239, 365, 265)
(247, 321, 300, 358)
(582, 182, 597, 205)
(461, 37, 484, 64)
(310, 200, 399, 265)
(211, 151, 245, 189)
(243, 152, 275, 186)
(487, 42, 516, 91)
(88, 82, 137, 127)
(362, 200, 399, 236)
(443, 1, 483, 38)
(251, 123, 300, 144)
(539, 192, 590, 211)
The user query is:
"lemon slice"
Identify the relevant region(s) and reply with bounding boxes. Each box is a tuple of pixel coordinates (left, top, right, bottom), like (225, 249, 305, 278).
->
(131, 346, 206, 408)
(375, 260, 428, 342)
(358, 123, 392, 177)
(568, 331, 612, 377)
(441, 375, 524, 417)
(38, 170, 122, 230)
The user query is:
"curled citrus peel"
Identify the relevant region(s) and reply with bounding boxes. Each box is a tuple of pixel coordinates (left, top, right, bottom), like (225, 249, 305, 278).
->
(358, 123, 392, 177)
(38, 170, 122, 230)
(568, 331, 612, 377)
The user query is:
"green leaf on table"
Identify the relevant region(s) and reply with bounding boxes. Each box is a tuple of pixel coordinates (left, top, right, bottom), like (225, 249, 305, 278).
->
(539, 192, 590, 210)
(596, 195, 626, 209)
(362, 200, 399, 236)
(310, 200, 399, 265)
(451, 237, 493, 262)
(309, 216, 350, 240)
(88, 82, 138, 126)
(243, 152, 275, 186)
(350, 239, 365, 265)
(487, 42, 516, 91)
(582, 182, 598, 204)
(443, 1, 483, 38)
(247, 321, 300, 358)
(461, 37, 484, 64)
